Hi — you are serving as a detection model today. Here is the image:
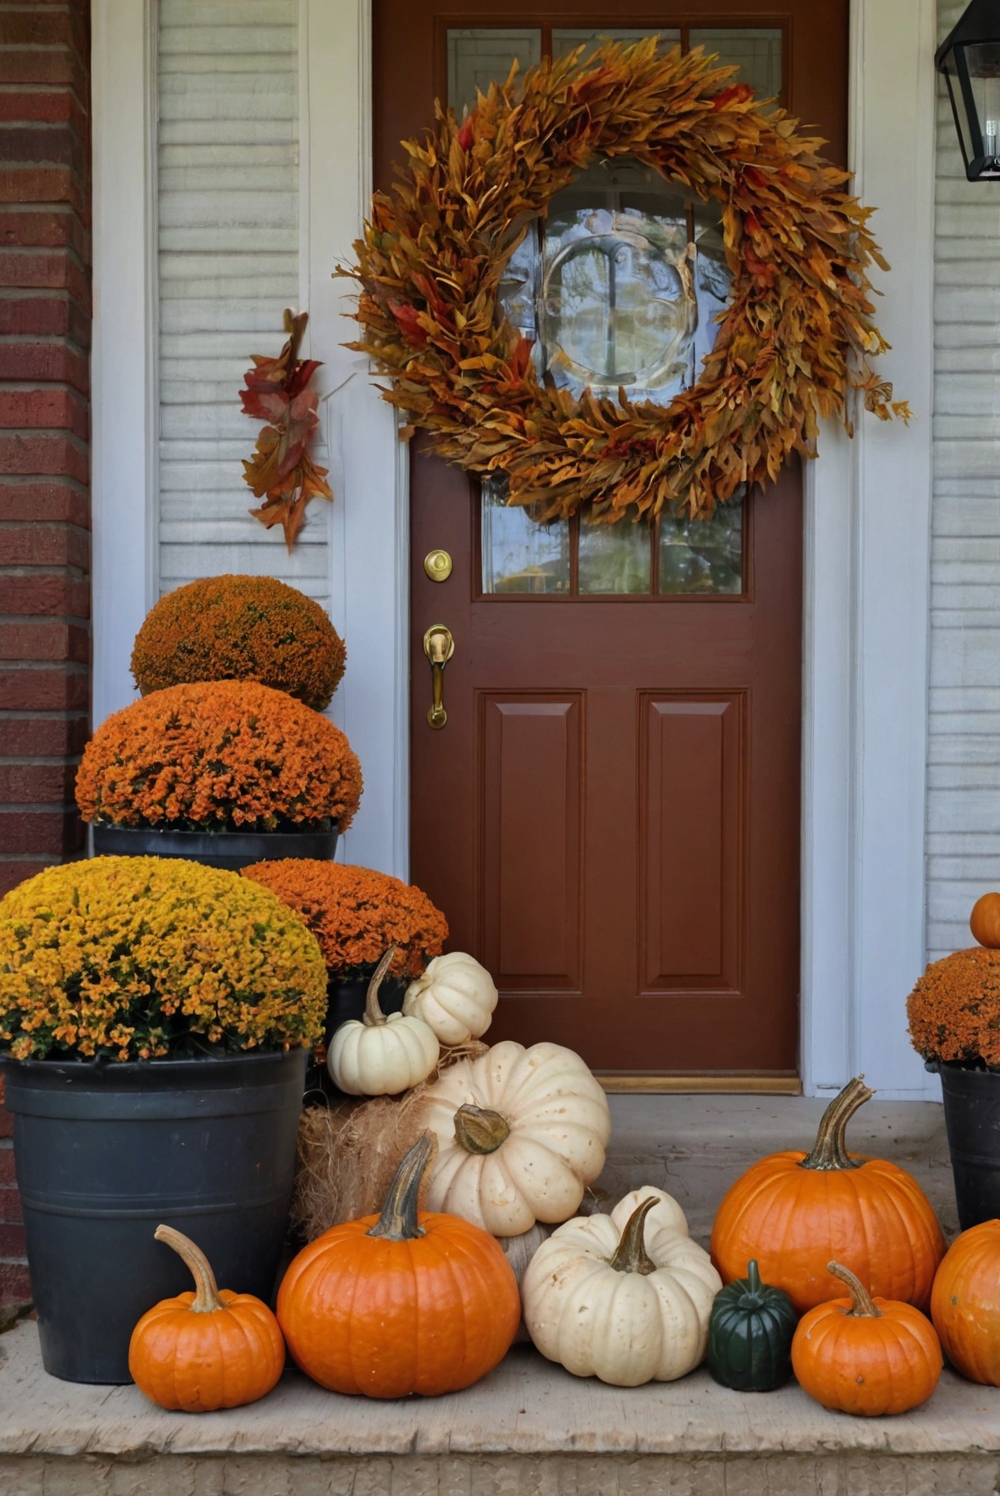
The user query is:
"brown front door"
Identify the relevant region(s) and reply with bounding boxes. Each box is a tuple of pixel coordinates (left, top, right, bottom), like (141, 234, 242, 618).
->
(379, 4, 847, 1081)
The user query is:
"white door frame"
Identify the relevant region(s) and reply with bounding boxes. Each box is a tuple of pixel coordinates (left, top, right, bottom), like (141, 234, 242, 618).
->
(91, 0, 938, 1097)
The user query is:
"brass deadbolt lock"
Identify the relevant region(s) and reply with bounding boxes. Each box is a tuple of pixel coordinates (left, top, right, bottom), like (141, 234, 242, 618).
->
(423, 549, 453, 582)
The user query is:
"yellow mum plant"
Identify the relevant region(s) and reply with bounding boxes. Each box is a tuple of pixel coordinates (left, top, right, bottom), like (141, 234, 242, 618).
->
(0, 857, 327, 1062)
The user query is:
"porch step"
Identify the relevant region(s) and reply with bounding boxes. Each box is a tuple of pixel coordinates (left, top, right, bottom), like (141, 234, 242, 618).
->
(597, 1092, 958, 1244)
(0, 1096, 970, 1496)
(1, 1324, 998, 1495)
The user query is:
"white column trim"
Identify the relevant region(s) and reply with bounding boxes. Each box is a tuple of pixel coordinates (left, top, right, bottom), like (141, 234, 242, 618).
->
(801, 0, 938, 1099)
(300, 0, 410, 879)
(91, 0, 157, 727)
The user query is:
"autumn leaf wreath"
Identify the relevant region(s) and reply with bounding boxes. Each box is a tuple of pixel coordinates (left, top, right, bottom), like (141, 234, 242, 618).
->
(344, 38, 907, 526)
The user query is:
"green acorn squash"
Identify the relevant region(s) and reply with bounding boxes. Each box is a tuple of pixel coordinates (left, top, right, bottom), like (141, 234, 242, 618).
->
(707, 1259, 798, 1392)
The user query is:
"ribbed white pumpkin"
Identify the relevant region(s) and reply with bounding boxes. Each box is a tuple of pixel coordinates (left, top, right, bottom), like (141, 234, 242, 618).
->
(402, 951, 498, 1046)
(327, 948, 439, 1097)
(521, 1189, 722, 1386)
(420, 1040, 611, 1236)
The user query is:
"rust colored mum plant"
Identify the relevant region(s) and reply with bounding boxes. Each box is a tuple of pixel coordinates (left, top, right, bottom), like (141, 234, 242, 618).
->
(130, 575, 346, 711)
(347, 39, 907, 525)
(76, 681, 363, 834)
(0, 857, 327, 1061)
(907, 946, 1000, 1069)
(242, 860, 448, 981)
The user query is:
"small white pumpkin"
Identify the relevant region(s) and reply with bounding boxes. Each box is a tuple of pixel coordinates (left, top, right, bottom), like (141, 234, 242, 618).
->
(420, 1039, 612, 1236)
(402, 951, 498, 1046)
(327, 947, 439, 1097)
(521, 1188, 722, 1387)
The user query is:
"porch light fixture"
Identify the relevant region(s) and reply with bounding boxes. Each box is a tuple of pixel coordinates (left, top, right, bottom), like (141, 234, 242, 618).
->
(937, 0, 1000, 181)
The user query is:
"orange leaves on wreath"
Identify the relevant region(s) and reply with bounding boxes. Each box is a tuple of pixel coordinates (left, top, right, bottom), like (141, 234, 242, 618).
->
(241, 309, 333, 550)
(341, 38, 907, 524)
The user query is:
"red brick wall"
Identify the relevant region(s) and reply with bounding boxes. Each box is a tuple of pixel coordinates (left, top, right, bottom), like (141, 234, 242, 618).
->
(0, 0, 92, 1308)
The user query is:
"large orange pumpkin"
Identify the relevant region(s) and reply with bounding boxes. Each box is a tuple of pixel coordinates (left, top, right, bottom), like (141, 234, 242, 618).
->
(710, 1077, 944, 1313)
(970, 892, 1000, 948)
(129, 1226, 285, 1412)
(930, 1219, 1000, 1384)
(277, 1130, 521, 1397)
(792, 1262, 942, 1417)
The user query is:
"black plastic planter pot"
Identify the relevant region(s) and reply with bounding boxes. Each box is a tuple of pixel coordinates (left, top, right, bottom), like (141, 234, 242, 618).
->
(91, 823, 338, 870)
(929, 1059, 1000, 1230)
(1, 1048, 307, 1384)
(324, 972, 407, 1043)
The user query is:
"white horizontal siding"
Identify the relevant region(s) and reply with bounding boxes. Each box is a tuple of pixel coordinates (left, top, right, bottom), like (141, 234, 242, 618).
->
(156, 0, 329, 603)
(929, 0, 1000, 960)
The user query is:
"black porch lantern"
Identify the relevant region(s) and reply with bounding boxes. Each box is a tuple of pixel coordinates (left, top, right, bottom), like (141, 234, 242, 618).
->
(937, 0, 1000, 181)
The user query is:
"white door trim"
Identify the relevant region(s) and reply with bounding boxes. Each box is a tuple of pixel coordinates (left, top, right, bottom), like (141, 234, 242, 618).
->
(90, 0, 939, 1096)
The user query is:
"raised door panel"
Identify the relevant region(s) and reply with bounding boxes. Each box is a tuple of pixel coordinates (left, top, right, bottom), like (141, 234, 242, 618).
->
(641, 694, 744, 992)
(480, 694, 583, 991)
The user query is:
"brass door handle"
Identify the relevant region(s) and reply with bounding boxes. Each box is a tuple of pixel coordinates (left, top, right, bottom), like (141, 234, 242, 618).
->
(422, 624, 455, 729)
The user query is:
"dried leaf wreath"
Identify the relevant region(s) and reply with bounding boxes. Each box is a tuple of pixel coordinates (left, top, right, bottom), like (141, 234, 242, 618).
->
(344, 39, 908, 523)
(240, 308, 333, 549)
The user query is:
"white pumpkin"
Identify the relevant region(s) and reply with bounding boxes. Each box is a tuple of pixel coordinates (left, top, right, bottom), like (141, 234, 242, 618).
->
(402, 951, 498, 1046)
(327, 947, 439, 1097)
(521, 1189, 722, 1387)
(420, 1039, 611, 1235)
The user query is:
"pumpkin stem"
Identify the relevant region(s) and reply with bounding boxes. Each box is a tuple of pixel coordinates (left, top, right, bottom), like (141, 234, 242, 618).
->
(746, 1260, 763, 1298)
(799, 1075, 873, 1171)
(154, 1224, 225, 1313)
(609, 1197, 658, 1277)
(454, 1102, 510, 1154)
(362, 947, 396, 1027)
(827, 1260, 881, 1318)
(367, 1130, 436, 1241)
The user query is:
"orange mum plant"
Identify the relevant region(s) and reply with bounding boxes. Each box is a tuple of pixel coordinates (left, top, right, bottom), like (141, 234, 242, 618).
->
(131, 575, 346, 711)
(242, 859, 448, 981)
(76, 681, 363, 834)
(907, 947, 1000, 1069)
(0, 857, 327, 1062)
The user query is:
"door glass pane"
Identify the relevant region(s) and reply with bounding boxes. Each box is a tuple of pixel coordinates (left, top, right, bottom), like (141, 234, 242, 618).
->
(578, 516, 652, 594)
(659, 498, 744, 595)
(447, 29, 542, 117)
(552, 28, 680, 63)
(481, 476, 570, 594)
(689, 28, 782, 101)
(540, 160, 695, 404)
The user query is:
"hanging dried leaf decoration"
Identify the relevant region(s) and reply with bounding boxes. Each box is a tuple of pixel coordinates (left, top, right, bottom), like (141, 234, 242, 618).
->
(341, 39, 910, 524)
(240, 308, 333, 550)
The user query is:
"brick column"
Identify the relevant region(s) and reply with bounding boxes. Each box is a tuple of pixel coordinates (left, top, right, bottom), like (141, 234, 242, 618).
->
(0, 0, 92, 1310)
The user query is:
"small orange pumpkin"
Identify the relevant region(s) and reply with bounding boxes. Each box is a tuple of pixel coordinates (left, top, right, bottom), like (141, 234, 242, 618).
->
(277, 1130, 521, 1398)
(710, 1076, 944, 1313)
(930, 1219, 1000, 1383)
(792, 1262, 942, 1416)
(128, 1226, 285, 1411)
(970, 892, 1000, 948)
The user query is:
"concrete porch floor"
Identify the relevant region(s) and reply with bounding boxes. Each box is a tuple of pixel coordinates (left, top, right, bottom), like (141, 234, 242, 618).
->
(1, 1094, 989, 1496)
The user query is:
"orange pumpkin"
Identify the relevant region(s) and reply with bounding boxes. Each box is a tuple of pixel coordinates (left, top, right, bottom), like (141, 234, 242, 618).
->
(930, 1219, 1000, 1383)
(970, 892, 1000, 948)
(710, 1076, 944, 1313)
(277, 1130, 521, 1397)
(128, 1225, 285, 1411)
(792, 1262, 942, 1416)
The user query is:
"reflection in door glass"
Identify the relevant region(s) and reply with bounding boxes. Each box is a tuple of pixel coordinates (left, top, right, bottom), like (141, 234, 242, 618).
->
(481, 476, 570, 593)
(539, 161, 709, 405)
(447, 29, 542, 117)
(659, 498, 744, 594)
(689, 28, 782, 101)
(578, 516, 651, 594)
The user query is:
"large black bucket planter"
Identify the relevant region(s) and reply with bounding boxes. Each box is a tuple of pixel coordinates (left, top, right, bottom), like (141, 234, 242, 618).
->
(2, 1048, 306, 1384)
(92, 823, 338, 871)
(930, 1059, 1000, 1230)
